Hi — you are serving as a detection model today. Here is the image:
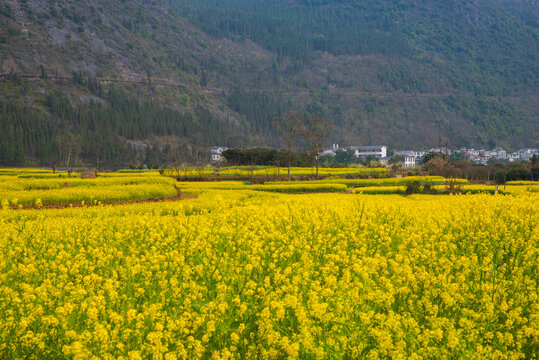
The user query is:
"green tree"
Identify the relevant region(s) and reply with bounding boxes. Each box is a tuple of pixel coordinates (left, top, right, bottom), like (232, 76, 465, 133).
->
(334, 149, 355, 165)
(389, 154, 404, 164)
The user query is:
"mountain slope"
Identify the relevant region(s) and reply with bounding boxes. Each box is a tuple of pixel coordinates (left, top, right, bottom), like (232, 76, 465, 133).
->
(0, 0, 259, 166)
(172, 0, 538, 148)
(0, 0, 537, 166)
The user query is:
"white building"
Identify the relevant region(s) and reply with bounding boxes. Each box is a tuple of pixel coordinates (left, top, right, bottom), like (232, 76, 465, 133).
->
(491, 148, 507, 159)
(427, 148, 452, 156)
(321, 144, 340, 157)
(479, 150, 491, 157)
(508, 153, 520, 162)
(404, 156, 417, 168)
(517, 148, 539, 160)
(349, 145, 388, 158)
(394, 150, 414, 157)
(395, 150, 424, 167)
(395, 150, 425, 157)
(209, 146, 227, 162)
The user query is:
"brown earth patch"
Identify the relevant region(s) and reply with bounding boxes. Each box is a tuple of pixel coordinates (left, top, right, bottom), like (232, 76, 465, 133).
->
(81, 172, 97, 179)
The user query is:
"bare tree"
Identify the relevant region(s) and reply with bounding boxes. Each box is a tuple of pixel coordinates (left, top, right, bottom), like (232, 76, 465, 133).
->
(277, 110, 300, 180)
(73, 134, 83, 166)
(299, 114, 333, 179)
(55, 132, 83, 167)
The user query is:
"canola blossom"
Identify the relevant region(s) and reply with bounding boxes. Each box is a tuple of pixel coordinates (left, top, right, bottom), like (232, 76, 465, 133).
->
(175, 181, 534, 196)
(506, 181, 539, 185)
(0, 175, 178, 206)
(0, 188, 538, 359)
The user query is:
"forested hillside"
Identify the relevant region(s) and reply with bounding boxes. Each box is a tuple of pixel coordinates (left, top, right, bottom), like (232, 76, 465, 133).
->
(171, 0, 538, 146)
(0, 0, 255, 166)
(0, 0, 537, 166)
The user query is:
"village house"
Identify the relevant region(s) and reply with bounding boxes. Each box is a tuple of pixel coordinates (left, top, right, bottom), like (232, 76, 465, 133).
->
(508, 153, 521, 162)
(349, 145, 388, 159)
(209, 146, 227, 162)
(428, 148, 454, 156)
(321, 144, 340, 157)
(394, 150, 413, 157)
(320, 144, 388, 159)
(394, 150, 424, 168)
(517, 148, 539, 160)
(491, 148, 507, 159)
(404, 156, 417, 168)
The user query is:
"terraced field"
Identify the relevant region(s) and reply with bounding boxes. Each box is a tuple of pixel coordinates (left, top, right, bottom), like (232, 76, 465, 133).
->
(0, 169, 537, 359)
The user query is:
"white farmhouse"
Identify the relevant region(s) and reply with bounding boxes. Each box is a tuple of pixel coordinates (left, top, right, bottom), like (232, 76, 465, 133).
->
(349, 145, 388, 158)
(394, 150, 422, 167)
(404, 156, 417, 168)
(321, 144, 340, 156)
(209, 146, 227, 162)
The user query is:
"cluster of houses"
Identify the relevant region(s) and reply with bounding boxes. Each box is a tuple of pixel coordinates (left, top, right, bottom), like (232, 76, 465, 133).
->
(456, 147, 539, 165)
(318, 144, 538, 167)
(402, 147, 539, 166)
(210, 145, 538, 167)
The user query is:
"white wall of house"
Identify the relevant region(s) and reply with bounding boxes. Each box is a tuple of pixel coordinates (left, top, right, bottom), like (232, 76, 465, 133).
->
(209, 146, 228, 162)
(351, 146, 387, 158)
(404, 156, 416, 168)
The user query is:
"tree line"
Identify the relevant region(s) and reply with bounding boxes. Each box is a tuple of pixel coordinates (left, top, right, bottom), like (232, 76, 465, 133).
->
(222, 148, 314, 167)
(221, 111, 333, 179)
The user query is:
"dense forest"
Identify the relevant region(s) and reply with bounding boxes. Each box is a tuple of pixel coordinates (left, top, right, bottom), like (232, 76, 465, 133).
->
(0, 76, 237, 167)
(170, 0, 537, 95)
(0, 0, 537, 166)
(171, 0, 538, 150)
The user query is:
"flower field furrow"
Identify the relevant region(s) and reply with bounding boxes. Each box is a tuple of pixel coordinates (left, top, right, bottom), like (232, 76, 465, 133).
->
(249, 183, 348, 193)
(353, 186, 407, 194)
(506, 181, 539, 185)
(0, 191, 537, 359)
(0, 176, 177, 191)
(0, 175, 179, 206)
(267, 176, 467, 187)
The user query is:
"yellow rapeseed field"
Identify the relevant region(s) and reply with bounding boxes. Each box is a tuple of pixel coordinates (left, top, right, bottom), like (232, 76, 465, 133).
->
(0, 173, 178, 206)
(267, 176, 468, 187)
(162, 166, 387, 178)
(0, 185, 538, 359)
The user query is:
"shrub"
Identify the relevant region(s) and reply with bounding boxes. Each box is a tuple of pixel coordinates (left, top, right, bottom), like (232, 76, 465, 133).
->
(405, 181, 421, 195)
(422, 183, 435, 194)
(445, 178, 464, 195)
